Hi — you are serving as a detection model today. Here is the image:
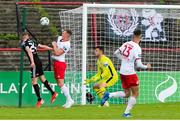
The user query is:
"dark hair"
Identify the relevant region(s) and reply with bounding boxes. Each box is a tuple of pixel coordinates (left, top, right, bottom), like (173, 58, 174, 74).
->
(133, 29, 141, 36)
(64, 29, 72, 36)
(22, 32, 29, 36)
(95, 46, 104, 53)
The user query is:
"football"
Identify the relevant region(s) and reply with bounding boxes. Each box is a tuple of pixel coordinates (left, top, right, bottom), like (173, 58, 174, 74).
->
(40, 17, 49, 26)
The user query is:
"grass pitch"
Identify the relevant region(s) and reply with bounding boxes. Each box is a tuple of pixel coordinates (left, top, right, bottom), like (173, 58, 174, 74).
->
(0, 103, 179, 120)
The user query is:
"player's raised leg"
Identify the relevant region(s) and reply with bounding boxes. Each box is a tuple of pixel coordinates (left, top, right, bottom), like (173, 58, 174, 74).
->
(93, 82, 109, 107)
(39, 75, 58, 103)
(53, 59, 74, 108)
(57, 78, 74, 108)
(93, 83, 106, 98)
(31, 76, 44, 108)
(101, 75, 131, 106)
(101, 91, 126, 106)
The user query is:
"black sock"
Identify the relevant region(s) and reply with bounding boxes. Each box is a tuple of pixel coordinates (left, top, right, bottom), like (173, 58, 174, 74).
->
(43, 80, 54, 95)
(33, 84, 41, 101)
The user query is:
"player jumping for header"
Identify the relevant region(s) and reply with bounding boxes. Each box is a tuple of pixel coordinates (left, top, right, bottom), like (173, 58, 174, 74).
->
(101, 29, 151, 117)
(84, 46, 118, 107)
(21, 32, 58, 108)
(51, 30, 74, 108)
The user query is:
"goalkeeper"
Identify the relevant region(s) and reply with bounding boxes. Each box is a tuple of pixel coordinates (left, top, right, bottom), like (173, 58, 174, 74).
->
(84, 46, 118, 106)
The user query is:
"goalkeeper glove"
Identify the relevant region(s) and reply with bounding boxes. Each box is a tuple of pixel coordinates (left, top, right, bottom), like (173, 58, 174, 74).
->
(84, 77, 97, 85)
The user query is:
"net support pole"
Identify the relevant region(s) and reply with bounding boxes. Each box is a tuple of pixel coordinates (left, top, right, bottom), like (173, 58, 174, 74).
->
(91, 13, 98, 46)
(81, 4, 88, 105)
(15, 3, 21, 38)
(48, 50, 51, 71)
(18, 7, 27, 108)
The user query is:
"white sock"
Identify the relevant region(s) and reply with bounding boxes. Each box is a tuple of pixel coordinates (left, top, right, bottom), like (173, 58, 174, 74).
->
(61, 85, 72, 101)
(109, 91, 125, 98)
(124, 96, 136, 114)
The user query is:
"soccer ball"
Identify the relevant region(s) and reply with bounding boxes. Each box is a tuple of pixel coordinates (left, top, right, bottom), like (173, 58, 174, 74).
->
(40, 17, 49, 26)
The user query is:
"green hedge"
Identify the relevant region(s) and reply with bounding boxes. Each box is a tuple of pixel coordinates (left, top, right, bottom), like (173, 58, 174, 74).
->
(0, 34, 19, 40)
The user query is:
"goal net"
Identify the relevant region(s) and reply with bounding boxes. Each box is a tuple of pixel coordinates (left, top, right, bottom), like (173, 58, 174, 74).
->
(60, 4, 180, 104)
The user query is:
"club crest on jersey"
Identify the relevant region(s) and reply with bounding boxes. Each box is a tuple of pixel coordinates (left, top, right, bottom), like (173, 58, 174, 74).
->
(103, 62, 109, 67)
(107, 8, 139, 37)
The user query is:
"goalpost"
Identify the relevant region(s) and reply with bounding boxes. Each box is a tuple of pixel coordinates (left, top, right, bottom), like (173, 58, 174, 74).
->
(17, 2, 180, 106)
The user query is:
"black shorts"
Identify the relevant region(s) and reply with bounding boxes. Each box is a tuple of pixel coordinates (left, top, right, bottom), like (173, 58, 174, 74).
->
(30, 56, 44, 78)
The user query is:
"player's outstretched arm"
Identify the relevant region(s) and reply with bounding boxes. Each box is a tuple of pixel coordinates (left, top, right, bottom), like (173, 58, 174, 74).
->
(84, 75, 100, 85)
(52, 41, 64, 56)
(84, 79, 92, 85)
(114, 48, 122, 60)
(136, 59, 151, 70)
(38, 44, 52, 50)
(84, 65, 101, 85)
(84, 73, 101, 85)
(135, 47, 151, 70)
(146, 63, 152, 70)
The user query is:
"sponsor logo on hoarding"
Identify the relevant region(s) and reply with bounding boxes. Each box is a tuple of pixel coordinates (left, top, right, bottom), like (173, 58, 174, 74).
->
(155, 75, 177, 102)
(0, 82, 83, 94)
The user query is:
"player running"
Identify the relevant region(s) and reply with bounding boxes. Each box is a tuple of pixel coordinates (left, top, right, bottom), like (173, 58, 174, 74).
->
(101, 29, 151, 117)
(21, 32, 58, 108)
(51, 30, 74, 108)
(84, 46, 118, 107)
